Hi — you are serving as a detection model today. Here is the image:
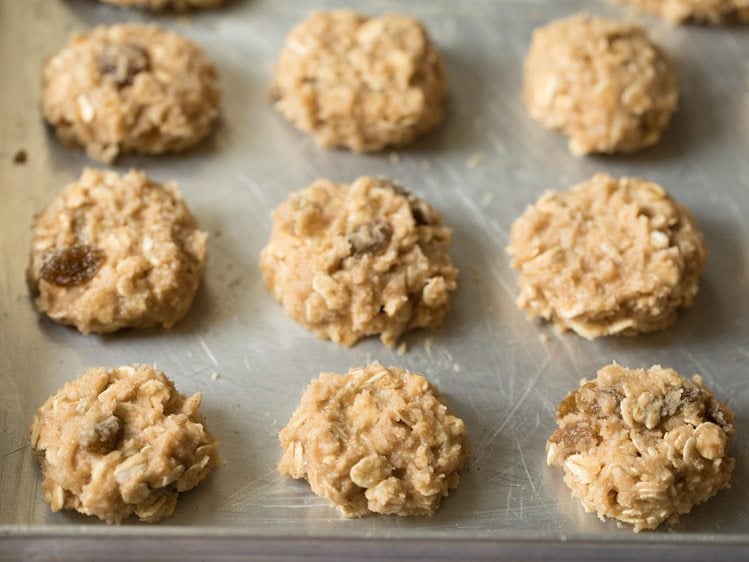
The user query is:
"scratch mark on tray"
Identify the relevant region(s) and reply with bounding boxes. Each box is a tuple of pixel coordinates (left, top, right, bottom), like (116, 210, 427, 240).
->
(475, 357, 549, 463)
(2, 444, 27, 459)
(261, 500, 332, 509)
(552, 330, 585, 382)
(199, 337, 219, 367)
(225, 469, 278, 508)
(467, 394, 482, 421)
(505, 487, 512, 521)
(681, 347, 717, 389)
(516, 436, 539, 500)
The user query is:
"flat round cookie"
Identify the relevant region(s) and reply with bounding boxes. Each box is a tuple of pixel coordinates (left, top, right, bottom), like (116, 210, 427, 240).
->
(278, 363, 467, 517)
(507, 173, 706, 339)
(523, 13, 678, 156)
(100, 0, 222, 10)
(547, 363, 735, 531)
(30, 364, 220, 523)
(618, 0, 749, 25)
(42, 24, 220, 163)
(272, 10, 446, 152)
(28, 168, 208, 334)
(259, 176, 458, 346)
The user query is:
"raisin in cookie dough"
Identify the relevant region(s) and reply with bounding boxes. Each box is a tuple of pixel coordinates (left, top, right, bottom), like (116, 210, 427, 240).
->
(30, 364, 220, 523)
(278, 363, 467, 517)
(272, 10, 446, 152)
(523, 14, 678, 156)
(507, 173, 706, 340)
(259, 176, 458, 347)
(547, 363, 735, 531)
(42, 24, 220, 163)
(28, 168, 207, 334)
(100, 0, 222, 10)
(618, 0, 749, 25)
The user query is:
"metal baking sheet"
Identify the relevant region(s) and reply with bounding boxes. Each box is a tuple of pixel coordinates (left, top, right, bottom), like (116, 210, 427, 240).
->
(1, 0, 748, 559)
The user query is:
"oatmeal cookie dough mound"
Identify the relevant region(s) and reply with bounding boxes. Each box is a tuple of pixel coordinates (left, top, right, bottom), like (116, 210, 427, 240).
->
(523, 14, 678, 156)
(30, 364, 220, 524)
(507, 174, 706, 339)
(618, 0, 749, 25)
(278, 363, 467, 517)
(259, 176, 458, 346)
(547, 363, 735, 531)
(42, 24, 220, 163)
(28, 168, 208, 334)
(272, 10, 446, 152)
(100, 0, 222, 10)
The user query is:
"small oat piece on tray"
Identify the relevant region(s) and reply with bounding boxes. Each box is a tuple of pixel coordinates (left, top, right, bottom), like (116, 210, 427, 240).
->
(42, 24, 220, 163)
(547, 363, 735, 531)
(259, 176, 458, 347)
(30, 365, 220, 524)
(28, 168, 207, 334)
(616, 0, 749, 25)
(523, 13, 678, 156)
(278, 363, 467, 517)
(100, 0, 222, 10)
(272, 10, 446, 152)
(506, 173, 706, 340)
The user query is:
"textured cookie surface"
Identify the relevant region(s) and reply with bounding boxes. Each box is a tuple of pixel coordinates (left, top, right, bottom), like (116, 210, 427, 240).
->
(28, 168, 207, 334)
(100, 0, 222, 10)
(259, 176, 458, 346)
(547, 363, 734, 531)
(523, 13, 678, 155)
(272, 10, 446, 152)
(507, 173, 706, 339)
(30, 365, 220, 523)
(278, 363, 467, 517)
(618, 0, 749, 24)
(42, 24, 219, 162)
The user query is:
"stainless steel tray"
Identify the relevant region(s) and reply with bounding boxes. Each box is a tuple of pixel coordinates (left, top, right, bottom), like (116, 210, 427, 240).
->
(1, 0, 748, 560)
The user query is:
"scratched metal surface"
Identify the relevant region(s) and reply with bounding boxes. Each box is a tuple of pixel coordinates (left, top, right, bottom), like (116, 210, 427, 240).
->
(1, 0, 749, 557)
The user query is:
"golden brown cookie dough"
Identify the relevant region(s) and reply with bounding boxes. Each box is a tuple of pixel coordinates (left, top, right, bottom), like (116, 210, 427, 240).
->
(100, 0, 222, 10)
(271, 10, 446, 152)
(30, 364, 220, 524)
(547, 363, 735, 531)
(618, 0, 749, 25)
(28, 168, 207, 334)
(506, 173, 706, 340)
(259, 176, 458, 347)
(42, 24, 220, 163)
(278, 363, 467, 517)
(523, 13, 678, 156)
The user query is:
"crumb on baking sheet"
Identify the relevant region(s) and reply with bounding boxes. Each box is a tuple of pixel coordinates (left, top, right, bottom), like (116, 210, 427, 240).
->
(466, 152, 483, 169)
(13, 149, 27, 164)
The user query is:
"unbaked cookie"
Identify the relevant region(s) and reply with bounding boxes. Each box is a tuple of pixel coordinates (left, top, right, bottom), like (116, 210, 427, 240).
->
(617, 0, 749, 25)
(28, 168, 207, 334)
(42, 24, 220, 163)
(30, 364, 220, 523)
(547, 363, 734, 531)
(506, 173, 706, 339)
(259, 176, 458, 346)
(272, 10, 446, 152)
(100, 0, 222, 10)
(278, 363, 467, 517)
(523, 14, 678, 156)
